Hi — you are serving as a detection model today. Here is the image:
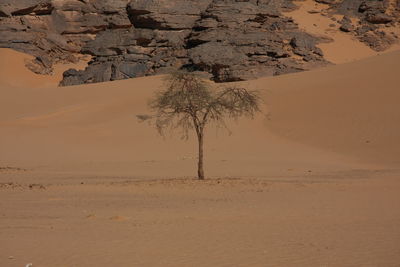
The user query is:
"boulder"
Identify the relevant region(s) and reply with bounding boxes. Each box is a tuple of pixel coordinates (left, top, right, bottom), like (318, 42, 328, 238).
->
(358, 1, 386, 13)
(315, 0, 336, 4)
(0, 0, 53, 16)
(366, 13, 393, 24)
(359, 30, 396, 51)
(127, 0, 211, 30)
(332, 0, 364, 16)
(339, 15, 354, 32)
(0, 7, 11, 17)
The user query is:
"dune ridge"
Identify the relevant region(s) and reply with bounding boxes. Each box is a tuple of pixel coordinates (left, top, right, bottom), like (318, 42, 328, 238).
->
(1, 46, 400, 267)
(1, 48, 400, 174)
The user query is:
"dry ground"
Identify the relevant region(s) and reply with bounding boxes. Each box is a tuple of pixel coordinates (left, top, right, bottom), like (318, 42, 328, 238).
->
(1, 33, 400, 266)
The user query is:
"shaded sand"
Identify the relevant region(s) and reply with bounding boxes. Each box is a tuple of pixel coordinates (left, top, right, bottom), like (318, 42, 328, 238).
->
(1, 50, 400, 173)
(259, 50, 400, 167)
(0, 48, 88, 89)
(287, 0, 400, 64)
(1, 48, 400, 266)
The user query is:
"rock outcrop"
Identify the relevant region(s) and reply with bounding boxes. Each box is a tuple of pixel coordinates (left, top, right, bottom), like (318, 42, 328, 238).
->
(60, 0, 328, 86)
(0, 0, 398, 86)
(319, 0, 400, 51)
(0, 0, 132, 75)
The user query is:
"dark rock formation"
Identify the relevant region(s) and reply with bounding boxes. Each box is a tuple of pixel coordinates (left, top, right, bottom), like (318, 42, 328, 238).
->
(185, 0, 326, 82)
(0, 0, 398, 86)
(317, 0, 400, 51)
(339, 15, 354, 32)
(365, 13, 393, 24)
(0, 0, 132, 75)
(59, 0, 328, 85)
(315, 0, 336, 4)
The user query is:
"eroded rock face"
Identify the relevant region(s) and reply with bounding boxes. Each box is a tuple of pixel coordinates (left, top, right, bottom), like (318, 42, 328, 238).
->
(0, 0, 132, 75)
(186, 0, 327, 81)
(0, 0, 398, 85)
(59, 0, 328, 85)
(318, 0, 400, 51)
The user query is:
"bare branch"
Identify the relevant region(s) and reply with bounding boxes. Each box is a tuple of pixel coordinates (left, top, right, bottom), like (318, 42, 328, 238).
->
(147, 70, 262, 179)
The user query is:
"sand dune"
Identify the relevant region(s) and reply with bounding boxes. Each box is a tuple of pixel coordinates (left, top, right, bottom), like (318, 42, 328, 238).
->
(0, 48, 88, 89)
(257, 51, 400, 167)
(1, 47, 400, 266)
(1, 49, 399, 174)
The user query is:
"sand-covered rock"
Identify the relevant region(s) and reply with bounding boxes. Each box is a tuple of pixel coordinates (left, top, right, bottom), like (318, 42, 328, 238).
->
(0, 0, 398, 85)
(316, 0, 400, 51)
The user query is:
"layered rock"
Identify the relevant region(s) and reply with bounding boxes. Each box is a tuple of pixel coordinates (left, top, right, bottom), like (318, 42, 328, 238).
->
(0, 0, 132, 74)
(61, 0, 210, 85)
(0, 0, 398, 86)
(60, 0, 328, 85)
(186, 0, 327, 81)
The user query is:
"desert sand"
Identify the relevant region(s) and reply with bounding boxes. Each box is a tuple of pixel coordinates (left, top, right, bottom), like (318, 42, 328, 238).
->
(0, 49, 88, 89)
(1, 45, 400, 267)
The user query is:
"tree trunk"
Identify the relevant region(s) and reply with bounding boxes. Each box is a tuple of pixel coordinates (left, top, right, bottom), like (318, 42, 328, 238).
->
(197, 132, 205, 180)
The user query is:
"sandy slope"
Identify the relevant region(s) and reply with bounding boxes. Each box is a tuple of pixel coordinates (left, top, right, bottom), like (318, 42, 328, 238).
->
(257, 51, 400, 167)
(0, 48, 88, 89)
(1, 49, 400, 173)
(1, 47, 400, 267)
(0, 49, 364, 180)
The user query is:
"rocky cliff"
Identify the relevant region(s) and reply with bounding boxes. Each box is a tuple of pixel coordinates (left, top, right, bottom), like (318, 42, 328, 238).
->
(0, 0, 399, 86)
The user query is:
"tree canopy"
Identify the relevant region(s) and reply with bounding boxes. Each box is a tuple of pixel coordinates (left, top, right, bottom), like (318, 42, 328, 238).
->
(147, 71, 261, 179)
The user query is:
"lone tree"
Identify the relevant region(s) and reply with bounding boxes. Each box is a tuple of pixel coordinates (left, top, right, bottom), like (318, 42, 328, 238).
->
(148, 71, 261, 180)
